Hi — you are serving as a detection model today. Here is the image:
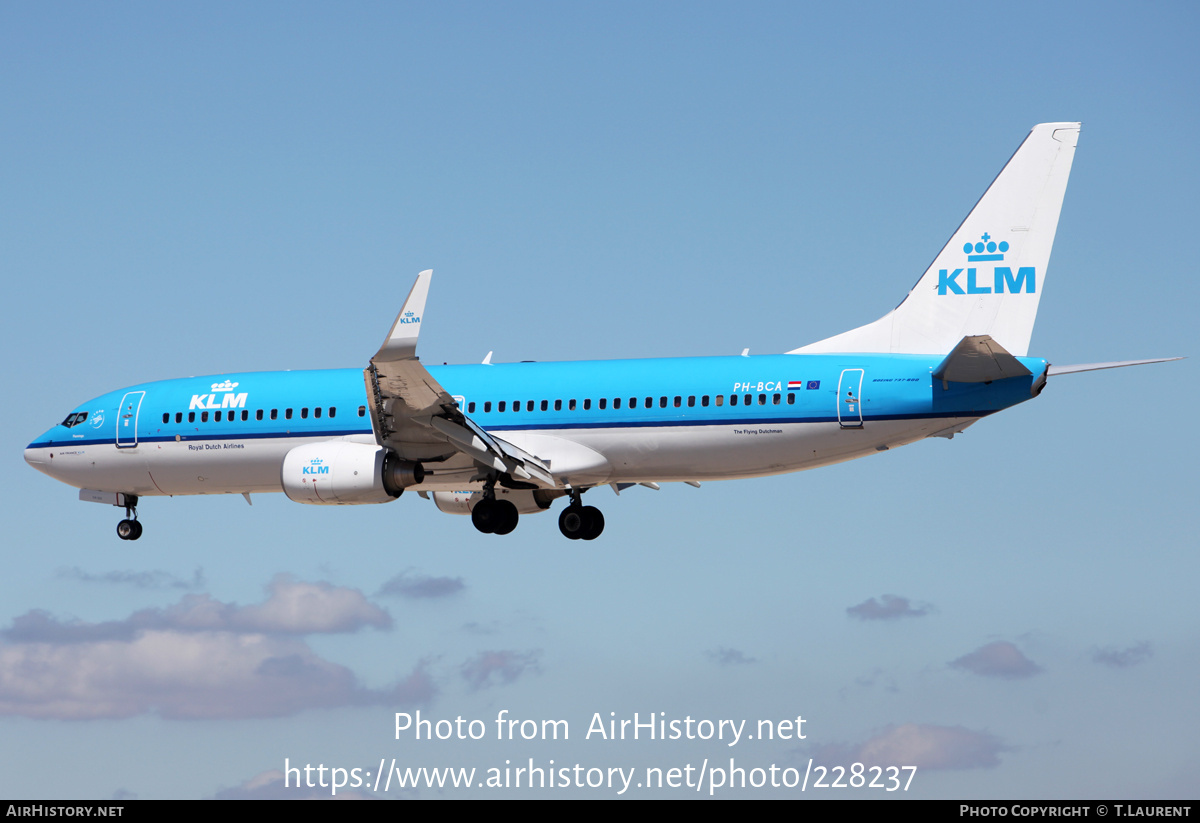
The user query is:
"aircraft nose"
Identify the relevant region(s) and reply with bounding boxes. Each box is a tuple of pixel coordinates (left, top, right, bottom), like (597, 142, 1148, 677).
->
(24, 442, 50, 475)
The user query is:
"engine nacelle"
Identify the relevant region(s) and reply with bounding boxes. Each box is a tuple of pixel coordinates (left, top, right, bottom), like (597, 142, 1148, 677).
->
(281, 442, 424, 505)
(431, 488, 559, 515)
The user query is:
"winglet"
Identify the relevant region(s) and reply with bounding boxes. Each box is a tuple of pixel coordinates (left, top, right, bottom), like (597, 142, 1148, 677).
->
(374, 270, 432, 362)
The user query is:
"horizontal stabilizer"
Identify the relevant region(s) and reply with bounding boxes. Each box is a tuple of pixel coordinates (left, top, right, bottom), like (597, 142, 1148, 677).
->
(1047, 357, 1183, 376)
(932, 335, 1031, 383)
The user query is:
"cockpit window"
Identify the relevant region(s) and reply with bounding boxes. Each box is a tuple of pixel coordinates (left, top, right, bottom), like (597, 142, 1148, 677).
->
(60, 412, 88, 428)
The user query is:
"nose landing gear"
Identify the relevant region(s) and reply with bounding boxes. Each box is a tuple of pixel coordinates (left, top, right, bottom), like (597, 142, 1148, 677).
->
(116, 495, 142, 541)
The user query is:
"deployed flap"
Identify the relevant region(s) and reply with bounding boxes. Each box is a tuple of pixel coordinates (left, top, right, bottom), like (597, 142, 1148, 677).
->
(932, 335, 1031, 383)
(365, 271, 556, 488)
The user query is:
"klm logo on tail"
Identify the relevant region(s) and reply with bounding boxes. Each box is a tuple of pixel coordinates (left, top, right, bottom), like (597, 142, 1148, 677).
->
(938, 232, 1035, 296)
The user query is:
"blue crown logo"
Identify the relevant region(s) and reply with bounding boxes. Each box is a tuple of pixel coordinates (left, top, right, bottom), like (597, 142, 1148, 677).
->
(963, 232, 1008, 262)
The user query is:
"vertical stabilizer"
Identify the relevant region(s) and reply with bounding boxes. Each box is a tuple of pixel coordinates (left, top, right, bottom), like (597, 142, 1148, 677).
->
(792, 123, 1079, 356)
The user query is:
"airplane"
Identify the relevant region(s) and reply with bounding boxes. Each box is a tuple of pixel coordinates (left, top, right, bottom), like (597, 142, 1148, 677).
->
(24, 122, 1179, 542)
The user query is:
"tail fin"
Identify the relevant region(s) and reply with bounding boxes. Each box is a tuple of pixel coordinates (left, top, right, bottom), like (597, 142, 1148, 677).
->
(791, 122, 1080, 356)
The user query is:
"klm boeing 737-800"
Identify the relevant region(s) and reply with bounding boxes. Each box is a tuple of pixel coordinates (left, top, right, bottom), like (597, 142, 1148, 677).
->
(24, 123, 1178, 541)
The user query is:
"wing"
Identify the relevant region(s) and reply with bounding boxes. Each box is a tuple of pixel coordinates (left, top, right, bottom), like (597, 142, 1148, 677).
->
(364, 271, 555, 488)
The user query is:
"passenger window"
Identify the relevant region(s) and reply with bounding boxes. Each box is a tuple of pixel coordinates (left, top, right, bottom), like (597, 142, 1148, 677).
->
(614, 397, 621, 409)
(301, 407, 308, 419)
(730, 394, 738, 406)
(358, 406, 366, 417)
(314, 407, 322, 418)
(599, 398, 607, 410)
(541, 400, 548, 411)
(499, 401, 506, 412)
(242, 409, 249, 421)
(201, 411, 209, 422)
(162, 413, 169, 424)
(555, 400, 562, 411)
(512, 401, 520, 413)
(773, 393, 780, 405)
(715, 395, 724, 406)
(687, 396, 695, 407)
(702, 395, 709, 406)
(659, 396, 667, 408)
(527, 400, 534, 412)
(256, 409, 263, 421)
(215, 411, 223, 422)
(285, 409, 293, 420)
(176, 412, 183, 424)
(674, 396, 681, 407)
(645, 397, 652, 409)
(484, 401, 492, 413)
(329, 407, 336, 418)
(759, 394, 766, 405)
(271, 409, 278, 420)
(569, 399, 577, 411)
(468, 402, 476, 413)
(583, 399, 591, 410)
(189, 412, 196, 423)
(787, 394, 796, 405)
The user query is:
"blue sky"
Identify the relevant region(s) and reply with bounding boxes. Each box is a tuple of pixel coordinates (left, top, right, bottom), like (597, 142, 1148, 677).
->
(2, 1, 1197, 798)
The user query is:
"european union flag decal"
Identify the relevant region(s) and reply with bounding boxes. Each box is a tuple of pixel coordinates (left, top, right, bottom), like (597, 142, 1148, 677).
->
(807, 380, 820, 390)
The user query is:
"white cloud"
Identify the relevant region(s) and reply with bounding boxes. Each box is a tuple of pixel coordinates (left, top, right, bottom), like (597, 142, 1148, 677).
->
(1092, 641, 1153, 669)
(378, 570, 466, 599)
(706, 647, 757, 666)
(461, 650, 541, 691)
(211, 769, 382, 800)
(950, 641, 1042, 679)
(0, 579, 428, 720)
(846, 594, 930, 621)
(818, 723, 1007, 771)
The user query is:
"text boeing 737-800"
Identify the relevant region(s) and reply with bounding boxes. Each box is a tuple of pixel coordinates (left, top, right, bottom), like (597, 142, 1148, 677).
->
(24, 123, 1179, 542)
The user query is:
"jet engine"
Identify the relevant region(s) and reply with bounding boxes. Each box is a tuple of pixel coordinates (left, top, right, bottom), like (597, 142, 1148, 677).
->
(282, 441, 423, 505)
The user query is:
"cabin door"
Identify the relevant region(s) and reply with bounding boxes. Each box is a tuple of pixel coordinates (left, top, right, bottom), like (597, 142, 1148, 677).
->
(116, 391, 145, 448)
(837, 369, 864, 429)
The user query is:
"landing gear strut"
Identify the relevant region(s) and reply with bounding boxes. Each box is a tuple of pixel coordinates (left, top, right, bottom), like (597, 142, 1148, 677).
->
(116, 495, 142, 541)
(471, 477, 519, 536)
(558, 489, 604, 541)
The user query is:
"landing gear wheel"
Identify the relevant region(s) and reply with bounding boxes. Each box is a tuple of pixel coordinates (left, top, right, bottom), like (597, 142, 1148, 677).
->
(492, 500, 519, 535)
(472, 500, 499, 534)
(116, 519, 142, 541)
(560, 505, 603, 540)
(558, 506, 585, 540)
(579, 506, 604, 540)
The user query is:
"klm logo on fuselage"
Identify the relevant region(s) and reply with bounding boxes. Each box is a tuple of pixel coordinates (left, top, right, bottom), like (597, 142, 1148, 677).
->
(937, 232, 1035, 296)
(303, 458, 329, 475)
(189, 380, 248, 410)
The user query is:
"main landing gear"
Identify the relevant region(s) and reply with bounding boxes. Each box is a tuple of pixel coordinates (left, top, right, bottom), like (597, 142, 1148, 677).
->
(116, 495, 143, 541)
(558, 489, 604, 541)
(471, 478, 519, 536)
